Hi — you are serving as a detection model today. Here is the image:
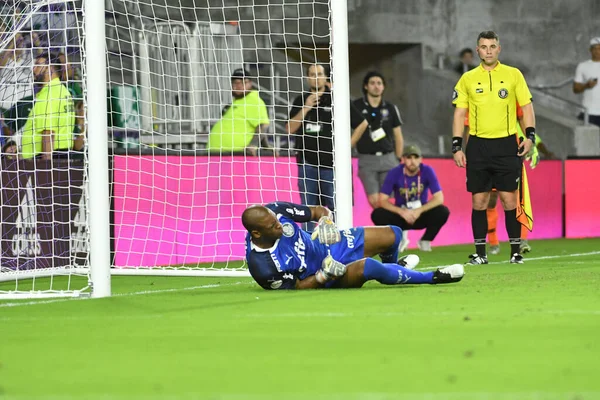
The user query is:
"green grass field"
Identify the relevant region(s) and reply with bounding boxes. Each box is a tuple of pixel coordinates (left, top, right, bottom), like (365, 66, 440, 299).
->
(1, 238, 599, 400)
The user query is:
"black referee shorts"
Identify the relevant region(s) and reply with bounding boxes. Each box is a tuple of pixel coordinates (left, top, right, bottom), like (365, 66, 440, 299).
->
(465, 135, 522, 193)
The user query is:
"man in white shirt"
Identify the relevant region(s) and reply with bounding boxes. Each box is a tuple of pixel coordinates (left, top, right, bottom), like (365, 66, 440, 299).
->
(573, 37, 600, 128)
(0, 33, 34, 111)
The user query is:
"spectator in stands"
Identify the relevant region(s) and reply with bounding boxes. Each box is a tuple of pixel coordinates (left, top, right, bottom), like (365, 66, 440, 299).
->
(455, 48, 477, 75)
(57, 51, 85, 151)
(0, 32, 43, 138)
(286, 63, 335, 213)
(208, 68, 272, 155)
(371, 145, 449, 252)
(350, 71, 404, 209)
(20, 52, 74, 160)
(573, 37, 600, 128)
(0, 32, 33, 112)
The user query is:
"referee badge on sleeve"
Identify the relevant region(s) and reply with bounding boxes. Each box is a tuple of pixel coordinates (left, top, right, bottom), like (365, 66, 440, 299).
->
(452, 89, 458, 100)
(498, 88, 509, 99)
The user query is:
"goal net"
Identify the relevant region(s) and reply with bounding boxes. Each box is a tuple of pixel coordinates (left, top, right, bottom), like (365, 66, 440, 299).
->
(0, 0, 89, 298)
(0, 0, 352, 298)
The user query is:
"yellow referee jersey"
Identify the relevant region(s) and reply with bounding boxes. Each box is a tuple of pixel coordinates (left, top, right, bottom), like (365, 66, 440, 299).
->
(452, 61, 532, 139)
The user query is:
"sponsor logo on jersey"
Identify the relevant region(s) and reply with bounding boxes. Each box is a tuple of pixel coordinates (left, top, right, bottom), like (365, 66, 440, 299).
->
(285, 207, 305, 216)
(381, 108, 389, 117)
(271, 253, 282, 272)
(294, 235, 307, 272)
(284, 254, 294, 265)
(282, 222, 295, 237)
(343, 229, 355, 249)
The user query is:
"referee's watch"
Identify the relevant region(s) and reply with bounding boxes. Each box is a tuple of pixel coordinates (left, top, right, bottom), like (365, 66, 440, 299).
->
(525, 127, 536, 145)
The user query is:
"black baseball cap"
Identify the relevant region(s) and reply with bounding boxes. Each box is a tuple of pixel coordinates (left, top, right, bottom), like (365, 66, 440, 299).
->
(231, 68, 251, 79)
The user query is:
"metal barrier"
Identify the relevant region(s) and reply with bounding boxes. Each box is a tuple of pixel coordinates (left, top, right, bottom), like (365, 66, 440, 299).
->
(192, 22, 243, 133)
(124, 20, 299, 150)
(137, 21, 243, 138)
(138, 22, 195, 135)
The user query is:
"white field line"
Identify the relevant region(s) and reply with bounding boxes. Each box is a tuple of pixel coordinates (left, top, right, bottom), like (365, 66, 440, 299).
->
(0, 281, 251, 308)
(418, 250, 600, 271)
(237, 309, 600, 319)
(4, 392, 600, 400)
(2, 250, 599, 308)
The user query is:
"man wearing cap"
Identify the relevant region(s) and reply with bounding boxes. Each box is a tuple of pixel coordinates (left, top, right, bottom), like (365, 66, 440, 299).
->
(20, 52, 74, 160)
(350, 71, 404, 209)
(573, 37, 600, 128)
(371, 145, 449, 252)
(208, 68, 271, 154)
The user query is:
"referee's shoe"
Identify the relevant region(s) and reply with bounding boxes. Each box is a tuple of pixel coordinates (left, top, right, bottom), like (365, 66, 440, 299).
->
(510, 253, 524, 264)
(466, 253, 488, 265)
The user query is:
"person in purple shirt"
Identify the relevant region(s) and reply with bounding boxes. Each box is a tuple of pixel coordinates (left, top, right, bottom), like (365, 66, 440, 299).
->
(371, 145, 450, 252)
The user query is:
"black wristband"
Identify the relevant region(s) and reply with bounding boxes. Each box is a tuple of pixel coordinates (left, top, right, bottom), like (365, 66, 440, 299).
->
(525, 127, 536, 144)
(451, 136, 463, 154)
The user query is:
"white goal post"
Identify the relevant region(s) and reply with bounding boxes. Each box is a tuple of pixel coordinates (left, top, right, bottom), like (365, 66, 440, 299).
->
(0, 0, 352, 299)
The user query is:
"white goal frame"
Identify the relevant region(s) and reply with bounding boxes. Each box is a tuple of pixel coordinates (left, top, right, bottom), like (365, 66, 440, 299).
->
(0, 0, 352, 299)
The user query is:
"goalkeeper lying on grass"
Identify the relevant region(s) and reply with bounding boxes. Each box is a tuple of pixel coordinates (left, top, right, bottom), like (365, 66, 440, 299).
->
(242, 202, 464, 290)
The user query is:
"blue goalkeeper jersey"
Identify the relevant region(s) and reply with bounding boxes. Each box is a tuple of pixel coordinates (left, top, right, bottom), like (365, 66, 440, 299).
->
(245, 202, 365, 290)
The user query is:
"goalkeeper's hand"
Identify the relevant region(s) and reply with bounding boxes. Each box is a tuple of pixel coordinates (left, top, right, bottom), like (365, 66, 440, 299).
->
(525, 145, 540, 169)
(310, 215, 341, 244)
(315, 255, 347, 284)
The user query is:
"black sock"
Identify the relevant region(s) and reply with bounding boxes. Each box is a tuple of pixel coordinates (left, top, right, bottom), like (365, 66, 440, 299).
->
(472, 209, 487, 257)
(505, 208, 521, 255)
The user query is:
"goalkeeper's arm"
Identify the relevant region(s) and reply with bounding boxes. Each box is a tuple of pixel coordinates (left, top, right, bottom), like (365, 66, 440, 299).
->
(310, 205, 332, 222)
(265, 202, 339, 243)
(265, 201, 332, 224)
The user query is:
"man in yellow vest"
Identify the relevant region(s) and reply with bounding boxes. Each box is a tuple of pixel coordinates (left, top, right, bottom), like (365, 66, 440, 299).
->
(208, 68, 271, 155)
(20, 52, 74, 160)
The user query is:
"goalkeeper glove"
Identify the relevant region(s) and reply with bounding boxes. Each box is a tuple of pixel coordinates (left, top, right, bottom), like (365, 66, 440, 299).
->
(526, 146, 540, 169)
(315, 255, 347, 284)
(310, 215, 341, 244)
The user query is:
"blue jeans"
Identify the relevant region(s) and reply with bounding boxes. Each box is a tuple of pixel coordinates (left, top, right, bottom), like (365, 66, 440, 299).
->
(298, 164, 335, 230)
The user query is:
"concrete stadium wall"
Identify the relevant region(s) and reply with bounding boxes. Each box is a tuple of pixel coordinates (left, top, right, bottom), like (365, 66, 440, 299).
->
(348, 0, 600, 91)
(106, 0, 600, 155)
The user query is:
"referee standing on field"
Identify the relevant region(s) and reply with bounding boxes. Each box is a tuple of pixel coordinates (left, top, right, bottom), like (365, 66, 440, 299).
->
(451, 31, 536, 265)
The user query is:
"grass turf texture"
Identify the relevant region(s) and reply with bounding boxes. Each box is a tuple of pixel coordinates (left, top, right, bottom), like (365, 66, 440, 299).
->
(0, 238, 599, 399)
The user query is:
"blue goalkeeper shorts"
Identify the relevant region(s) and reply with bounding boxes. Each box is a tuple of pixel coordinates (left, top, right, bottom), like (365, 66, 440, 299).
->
(329, 227, 365, 265)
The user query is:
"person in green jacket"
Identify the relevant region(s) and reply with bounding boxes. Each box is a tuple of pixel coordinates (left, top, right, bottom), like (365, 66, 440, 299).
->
(208, 68, 273, 155)
(20, 52, 74, 160)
